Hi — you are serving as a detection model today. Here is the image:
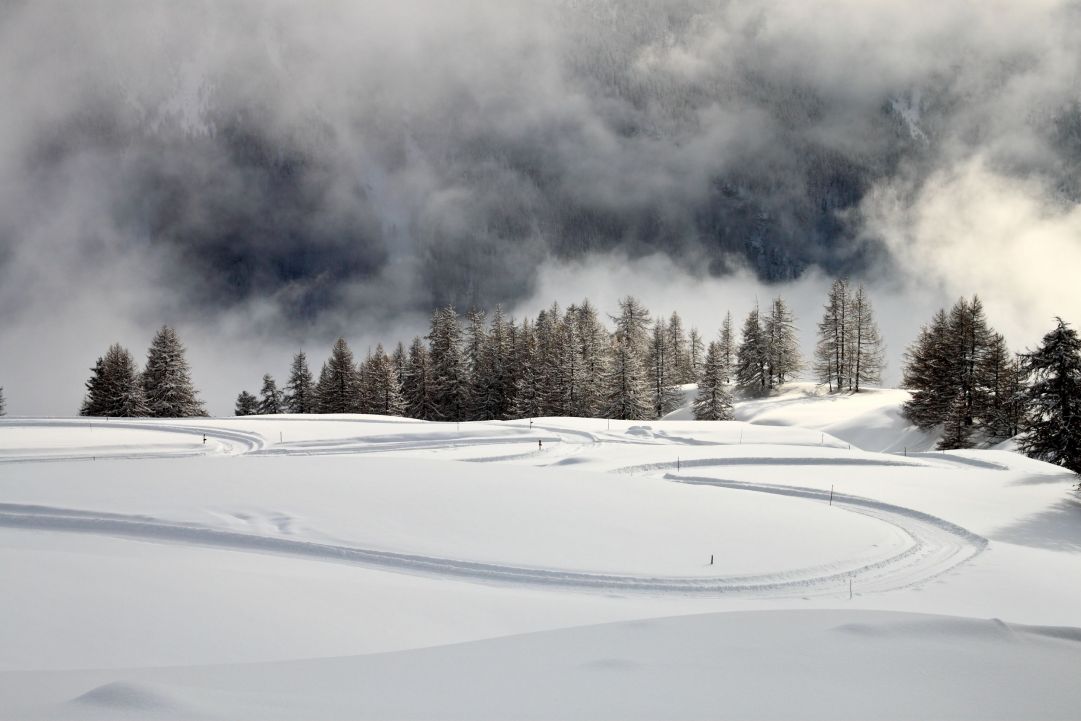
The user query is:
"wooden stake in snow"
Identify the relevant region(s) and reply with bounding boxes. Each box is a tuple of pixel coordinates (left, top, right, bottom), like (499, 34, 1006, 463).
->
(677, 456, 680, 471)
(829, 485, 834, 507)
(849, 577, 853, 600)
(710, 554, 714, 565)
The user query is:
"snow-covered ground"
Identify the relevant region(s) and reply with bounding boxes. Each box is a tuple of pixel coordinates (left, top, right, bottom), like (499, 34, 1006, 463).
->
(2, 383, 1080, 719)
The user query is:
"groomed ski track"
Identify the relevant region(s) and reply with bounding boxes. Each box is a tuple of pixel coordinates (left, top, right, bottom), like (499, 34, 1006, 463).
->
(0, 417, 988, 599)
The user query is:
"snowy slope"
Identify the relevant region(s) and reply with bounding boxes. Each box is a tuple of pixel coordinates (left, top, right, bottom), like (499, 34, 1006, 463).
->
(1, 390, 1080, 720)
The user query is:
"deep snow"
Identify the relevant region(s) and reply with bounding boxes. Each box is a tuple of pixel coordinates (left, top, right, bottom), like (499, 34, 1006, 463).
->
(1, 383, 1079, 719)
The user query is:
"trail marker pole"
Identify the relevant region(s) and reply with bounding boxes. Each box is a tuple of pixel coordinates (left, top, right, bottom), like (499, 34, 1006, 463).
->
(710, 554, 714, 565)
(677, 456, 680, 471)
(849, 577, 853, 600)
(280, 432, 283, 444)
(829, 485, 834, 507)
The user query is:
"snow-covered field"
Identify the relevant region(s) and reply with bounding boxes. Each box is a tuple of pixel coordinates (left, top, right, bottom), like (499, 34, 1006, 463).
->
(2, 383, 1080, 720)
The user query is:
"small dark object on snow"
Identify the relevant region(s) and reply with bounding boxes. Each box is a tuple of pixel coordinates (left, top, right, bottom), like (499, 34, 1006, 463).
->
(202, 434, 207, 444)
(538, 439, 542, 450)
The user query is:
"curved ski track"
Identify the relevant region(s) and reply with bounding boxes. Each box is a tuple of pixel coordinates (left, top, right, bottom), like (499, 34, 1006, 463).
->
(0, 418, 988, 598)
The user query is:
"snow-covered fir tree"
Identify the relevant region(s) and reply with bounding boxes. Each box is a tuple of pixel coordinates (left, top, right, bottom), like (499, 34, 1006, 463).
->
(428, 306, 470, 422)
(142, 326, 206, 417)
(688, 328, 705, 383)
(648, 317, 682, 418)
(736, 306, 768, 395)
(551, 306, 587, 416)
(717, 311, 735, 386)
(284, 351, 315, 414)
(574, 300, 610, 418)
(367, 344, 404, 416)
(471, 306, 513, 420)
(611, 296, 651, 359)
(603, 336, 652, 420)
(317, 337, 362, 413)
(403, 336, 438, 420)
(257, 374, 284, 414)
(0, 385, 5, 416)
(765, 297, 800, 389)
(464, 308, 488, 419)
(666, 311, 693, 384)
(693, 341, 734, 420)
(848, 284, 885, 391)
(81, 343, 149, 417)
(511, 319, 545, 419)
(391, 342, 407, 389)
(1018, 318, 1081, 474)
(234, 390, 258, 416)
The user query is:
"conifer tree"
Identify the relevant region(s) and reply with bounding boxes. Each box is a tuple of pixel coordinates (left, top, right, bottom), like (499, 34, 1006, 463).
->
(693, 341, 734, 421)
(575, 300, 610, 418)
(235, 391, 258, 416)
(547, 306, 587, 416)
(688, 328, 705, 383)
(284, 351, 315, 413)
(667, 311, 693, 384)
(603, 336, 652, 420)
(717, 312, 735, 386)
(464, 308, 488, 419)
(317, 337, 362, 413)
(0, 385, 4, 416)
(648, 317, 682, 417)
(428, 306, 470, 421)
(391, 342, 407, 389)
(367, 344, 405, 416)
(765, 297, 800, 388)
(939, 391, 972, 450)
(257, 374, 284, 414)
(611, 296, 651, 359)
(902, 309, 954, 429)
(1018, 318, 1081, 474)
(848, 284, 885, 391)
(403, 336, 439, 420)
(977, 332, 1017, 441)
(472, 306, 513, 420)
(815, 279, 850, 391)
(511, 320, 544, 419)
(142, 326, 206, 417)
(80, 357, 108, 417)
(736, 306, 768, 395)
(82, 344, 149, 417)
(313, 362, 330, 412)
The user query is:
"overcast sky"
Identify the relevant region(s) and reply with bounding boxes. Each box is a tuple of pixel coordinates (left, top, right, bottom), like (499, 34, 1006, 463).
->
(1, 0, 1079, 415)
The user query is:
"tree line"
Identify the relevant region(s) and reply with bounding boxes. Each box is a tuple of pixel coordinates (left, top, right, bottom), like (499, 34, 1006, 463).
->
(68, 285, 1081, 476)
(900, 296, 1081, 474)
(233, 295, 822, 424)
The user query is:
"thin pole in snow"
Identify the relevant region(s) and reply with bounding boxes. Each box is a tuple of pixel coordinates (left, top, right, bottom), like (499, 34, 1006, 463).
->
(677, 456, 680, 471)
(280, 431, 283, 444)
(710, 554, 714, 566)
(849, 577, 853, 600)
(829, 485, 834, 507)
